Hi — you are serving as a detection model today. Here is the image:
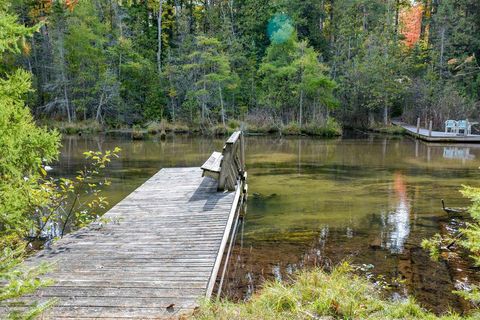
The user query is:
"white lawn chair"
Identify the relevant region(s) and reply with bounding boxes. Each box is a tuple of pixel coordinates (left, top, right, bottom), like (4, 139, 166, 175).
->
(457, 120, 471, 135)
(445, 120, 457, 133)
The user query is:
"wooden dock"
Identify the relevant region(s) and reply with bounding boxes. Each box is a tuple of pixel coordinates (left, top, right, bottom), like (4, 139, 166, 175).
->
(8, 133, 247, 319)
(394, 121, 480, 143)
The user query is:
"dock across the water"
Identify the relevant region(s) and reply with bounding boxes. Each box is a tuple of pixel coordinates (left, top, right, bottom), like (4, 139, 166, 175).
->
(393, 120, 480, 143)
(12, 132, 247, 319)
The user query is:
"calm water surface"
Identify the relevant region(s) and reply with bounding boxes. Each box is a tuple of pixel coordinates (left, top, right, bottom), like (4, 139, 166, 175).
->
(55, 132, 480, 314)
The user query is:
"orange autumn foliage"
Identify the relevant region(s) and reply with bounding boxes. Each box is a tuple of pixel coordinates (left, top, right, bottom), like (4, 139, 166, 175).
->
(65, 0, 79, 12)
(28, 0, 78, 23)
(400, 4, 423, 47)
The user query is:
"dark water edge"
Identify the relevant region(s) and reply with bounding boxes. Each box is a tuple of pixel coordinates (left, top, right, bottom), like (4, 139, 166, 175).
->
(54, 132, 480, 315)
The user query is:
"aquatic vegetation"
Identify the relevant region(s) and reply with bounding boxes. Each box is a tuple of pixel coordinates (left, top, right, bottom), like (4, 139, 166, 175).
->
(44, 120, 103, 134)
(146, 120, 190, 134)
(194, 263, 476, 320)
(422, 175, 480, 303)
(302, 117, 343, 137)
(370, 125, 407, 135)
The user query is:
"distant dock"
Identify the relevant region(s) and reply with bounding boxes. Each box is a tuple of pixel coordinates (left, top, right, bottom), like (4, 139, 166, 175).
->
(393, 121, 480, 143)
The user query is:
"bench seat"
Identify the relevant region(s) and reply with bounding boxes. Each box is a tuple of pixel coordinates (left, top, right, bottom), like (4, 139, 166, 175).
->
(201, 151, 223, 180)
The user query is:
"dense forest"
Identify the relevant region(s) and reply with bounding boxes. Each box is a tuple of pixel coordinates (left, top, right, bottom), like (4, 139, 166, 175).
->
(3, 0, 480, 132)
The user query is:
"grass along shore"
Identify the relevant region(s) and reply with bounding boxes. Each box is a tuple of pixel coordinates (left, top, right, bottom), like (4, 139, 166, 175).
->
(193, 263, 478, 320)
(39, 118, 343, 138)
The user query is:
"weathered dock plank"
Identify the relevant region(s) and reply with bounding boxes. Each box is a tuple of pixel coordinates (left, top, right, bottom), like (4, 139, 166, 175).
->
(5, 167, 241, 319)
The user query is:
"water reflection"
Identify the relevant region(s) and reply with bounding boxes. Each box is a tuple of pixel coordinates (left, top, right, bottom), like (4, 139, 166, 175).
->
(383, 172, 411, 253)
(443, 147, 475, 161)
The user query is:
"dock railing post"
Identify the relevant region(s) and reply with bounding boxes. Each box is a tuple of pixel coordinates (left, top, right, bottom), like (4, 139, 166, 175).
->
(240, 131, 245, 174)
(429, 120, 433, 137)
(416, 117, 420, 134)
(218, 143, 233, 191)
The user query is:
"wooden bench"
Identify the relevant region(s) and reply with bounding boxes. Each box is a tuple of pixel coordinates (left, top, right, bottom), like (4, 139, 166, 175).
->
(201, 151, 223, 180)
(201, 131, 245, 191)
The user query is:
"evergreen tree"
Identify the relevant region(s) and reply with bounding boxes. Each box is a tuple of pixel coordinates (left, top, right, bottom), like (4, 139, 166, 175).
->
(0, 1, 59, 317)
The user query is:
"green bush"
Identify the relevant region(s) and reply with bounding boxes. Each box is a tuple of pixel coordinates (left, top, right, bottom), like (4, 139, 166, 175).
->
(227, 119, 241, 130)
(281, 122, 301, 135)
(303, 117, 343, 137)
(0, 4, 60, 318)
(371, 125, 406, 135)
(423, 179, 480, 303)
(146, 121, 163, 134)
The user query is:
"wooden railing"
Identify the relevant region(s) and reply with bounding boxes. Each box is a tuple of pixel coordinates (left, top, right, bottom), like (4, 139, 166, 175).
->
(218, 131, 245, 191)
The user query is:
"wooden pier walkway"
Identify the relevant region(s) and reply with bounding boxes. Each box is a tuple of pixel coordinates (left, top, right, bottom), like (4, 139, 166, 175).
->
(13, 133, 247, 319)
(393, 121, 480, 143)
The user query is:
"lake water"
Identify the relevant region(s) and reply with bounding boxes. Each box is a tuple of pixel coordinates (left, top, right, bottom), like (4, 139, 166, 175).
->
(55, 132, 480, 314)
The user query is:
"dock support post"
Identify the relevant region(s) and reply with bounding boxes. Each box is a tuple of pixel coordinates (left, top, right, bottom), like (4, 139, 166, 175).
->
(429, 120, 433, 137)
(416, 117, 420, 134)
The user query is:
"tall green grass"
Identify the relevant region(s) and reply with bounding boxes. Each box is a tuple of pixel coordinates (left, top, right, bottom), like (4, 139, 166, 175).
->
(194, 263, 477, 320)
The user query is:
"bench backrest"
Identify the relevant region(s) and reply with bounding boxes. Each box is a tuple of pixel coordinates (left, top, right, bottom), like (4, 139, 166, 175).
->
(218, 131, 245, 191)
(457, 120, 468, 129)
(445, 120, 457, 128)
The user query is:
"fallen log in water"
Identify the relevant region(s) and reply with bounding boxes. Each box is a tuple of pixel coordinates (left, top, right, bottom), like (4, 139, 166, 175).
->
(441, 199, 468, 216)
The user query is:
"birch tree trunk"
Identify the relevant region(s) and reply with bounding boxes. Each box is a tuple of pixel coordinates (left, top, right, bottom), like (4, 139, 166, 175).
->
(96, 93, 104, 123)
(219, 86, 225, 127)
(57, 31, 71, 123)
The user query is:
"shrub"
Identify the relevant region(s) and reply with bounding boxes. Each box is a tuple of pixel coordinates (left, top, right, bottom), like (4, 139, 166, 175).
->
(423, 179, 480, 303)
(227, 119, 241, 130)
(281, 122, 301, 135)
(303, 117, 343, 137)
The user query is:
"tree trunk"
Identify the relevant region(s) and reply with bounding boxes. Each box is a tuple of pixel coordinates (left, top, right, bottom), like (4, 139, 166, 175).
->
(439, 26, 446, 77)
(63, 83, 71, 123)
(394, 0, 400, 40)
(112, 1, 123, 78)
(368, 111, 375, 127)
(420, 0, 432, 42)
(157, 0, 163, 74)
(229, 0, 236, 36)
(58, 32, 71, 123)
(362, 4, 367, 31)
(383, 104, 389, 125)
(202, 79, 206, 122)
(96, 93, 104, 123)
(219, 86, 225, 127)
(329, 0, 335, 45)
(299, 89, 304, 128)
